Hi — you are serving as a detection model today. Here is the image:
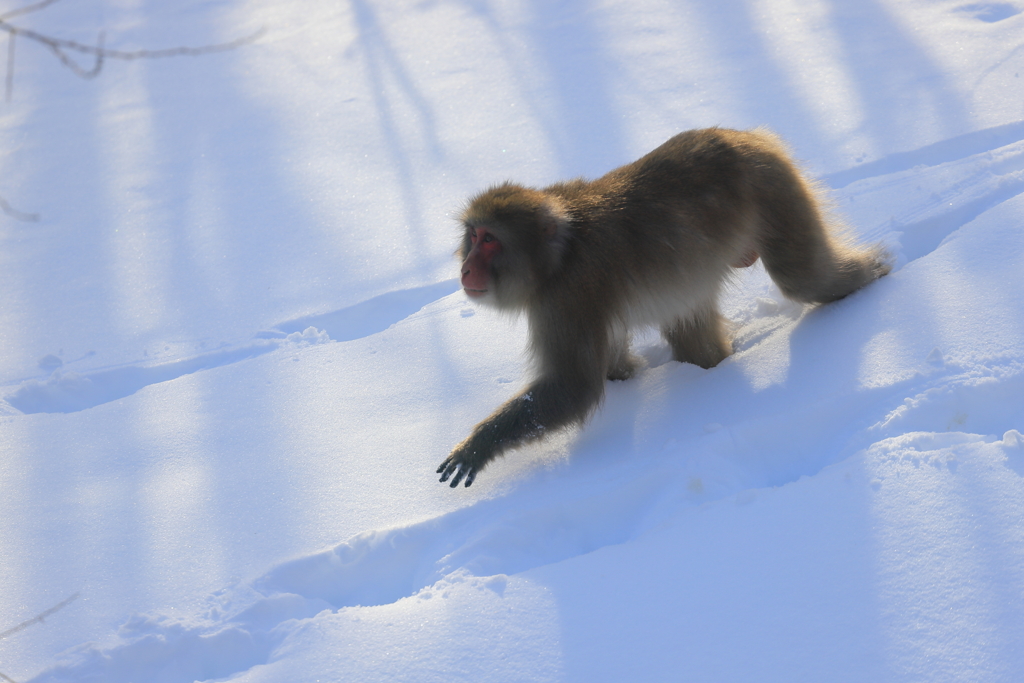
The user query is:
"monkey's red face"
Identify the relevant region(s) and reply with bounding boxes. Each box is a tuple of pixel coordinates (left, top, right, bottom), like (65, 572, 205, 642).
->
(461, 226, 502, 298)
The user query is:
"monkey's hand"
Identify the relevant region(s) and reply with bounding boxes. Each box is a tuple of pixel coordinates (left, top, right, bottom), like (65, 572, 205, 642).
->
(437, 395, 530, 487)
(436, 446, 483, 488)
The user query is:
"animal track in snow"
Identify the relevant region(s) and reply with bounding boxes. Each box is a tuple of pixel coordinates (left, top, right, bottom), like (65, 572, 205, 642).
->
(4, 280, 459, 415)
(825, 120, 1024, 189)
(956, 2, 1021, 22)
(840, 133, 1024, 263)
(273, 279, 458, 341)
(5, 328, 329, 415)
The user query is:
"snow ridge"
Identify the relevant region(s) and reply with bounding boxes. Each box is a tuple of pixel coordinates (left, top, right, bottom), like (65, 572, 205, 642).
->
(2, 281, 460, 415)
(6, 328, 329, 415)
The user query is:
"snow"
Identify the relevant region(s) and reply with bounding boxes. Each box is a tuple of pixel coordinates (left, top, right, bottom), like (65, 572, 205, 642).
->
(1, 0, 1023, 681)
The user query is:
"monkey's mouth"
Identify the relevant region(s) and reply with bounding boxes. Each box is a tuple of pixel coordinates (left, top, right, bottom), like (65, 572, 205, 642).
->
(464, 287, 488, 298)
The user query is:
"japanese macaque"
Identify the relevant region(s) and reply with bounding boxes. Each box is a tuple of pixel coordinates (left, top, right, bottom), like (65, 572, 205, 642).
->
(437, 127, 889, 487)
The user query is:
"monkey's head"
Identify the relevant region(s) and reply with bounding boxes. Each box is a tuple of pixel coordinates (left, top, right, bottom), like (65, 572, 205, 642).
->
(459, 182, 572, 311)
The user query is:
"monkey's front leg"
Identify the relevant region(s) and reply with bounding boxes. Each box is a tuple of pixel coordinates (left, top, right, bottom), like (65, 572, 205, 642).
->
(437, 391, 544, 487)
(437, 375, 602, 487)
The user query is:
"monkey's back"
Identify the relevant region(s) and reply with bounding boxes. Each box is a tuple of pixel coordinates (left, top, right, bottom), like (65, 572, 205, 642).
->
(545, 128, 775, 328)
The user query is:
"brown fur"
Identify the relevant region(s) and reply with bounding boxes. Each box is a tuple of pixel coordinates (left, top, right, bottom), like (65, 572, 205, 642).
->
(438, 127, 890, 487)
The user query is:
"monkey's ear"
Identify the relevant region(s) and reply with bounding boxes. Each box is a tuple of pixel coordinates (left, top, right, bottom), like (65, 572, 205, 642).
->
(539, 196, 572, 262)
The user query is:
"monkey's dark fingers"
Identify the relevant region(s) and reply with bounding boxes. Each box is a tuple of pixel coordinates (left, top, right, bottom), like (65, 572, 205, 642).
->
(438, 457, 458, 483)
(449, 464, 468, 488)
(438, 454, 477, 487)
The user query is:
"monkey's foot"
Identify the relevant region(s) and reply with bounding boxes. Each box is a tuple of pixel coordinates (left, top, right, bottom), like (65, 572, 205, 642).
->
(437, 455, 478, 488)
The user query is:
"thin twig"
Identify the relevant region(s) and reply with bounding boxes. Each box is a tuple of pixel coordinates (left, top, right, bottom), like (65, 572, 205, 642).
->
(0, 593, 78, 641)
(0, 0, 62, 22)
(5, 31, 13, 101)
(0, 194, 39, 221)
(0, 670, 17, 683)
(45, 30, 103, 79)
(0, 21, 267, 62)
(0, 0, 265, 97)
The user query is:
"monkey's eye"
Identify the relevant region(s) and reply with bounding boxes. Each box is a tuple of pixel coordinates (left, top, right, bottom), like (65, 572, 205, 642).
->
(482, 233, 495, 243)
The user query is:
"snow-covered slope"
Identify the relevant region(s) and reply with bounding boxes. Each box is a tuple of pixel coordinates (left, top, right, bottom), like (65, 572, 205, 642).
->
(1, 1, 1022, 681)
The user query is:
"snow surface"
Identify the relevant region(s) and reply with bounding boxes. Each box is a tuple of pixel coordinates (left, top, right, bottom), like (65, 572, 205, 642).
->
(1, 0, 1023, 681)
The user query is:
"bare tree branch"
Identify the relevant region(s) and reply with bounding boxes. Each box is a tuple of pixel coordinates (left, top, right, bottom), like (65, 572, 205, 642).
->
(0, 0, 264, 221)
(0, 0, 265, 99)
(5, 31, 13, 100)
(0, 593, 79, 641)
(0, 593, 80, 681)
(42, 30, 103, 79)
(0, 194, 39, 221)
(0, 0, 61, 22)
(1, 22, 266, 61)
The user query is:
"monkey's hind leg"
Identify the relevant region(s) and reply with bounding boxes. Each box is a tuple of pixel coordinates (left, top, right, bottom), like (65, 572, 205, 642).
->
(757, 173, 890, 304)
(606, 332, 641, 380)
(662, 305, 732, 369)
